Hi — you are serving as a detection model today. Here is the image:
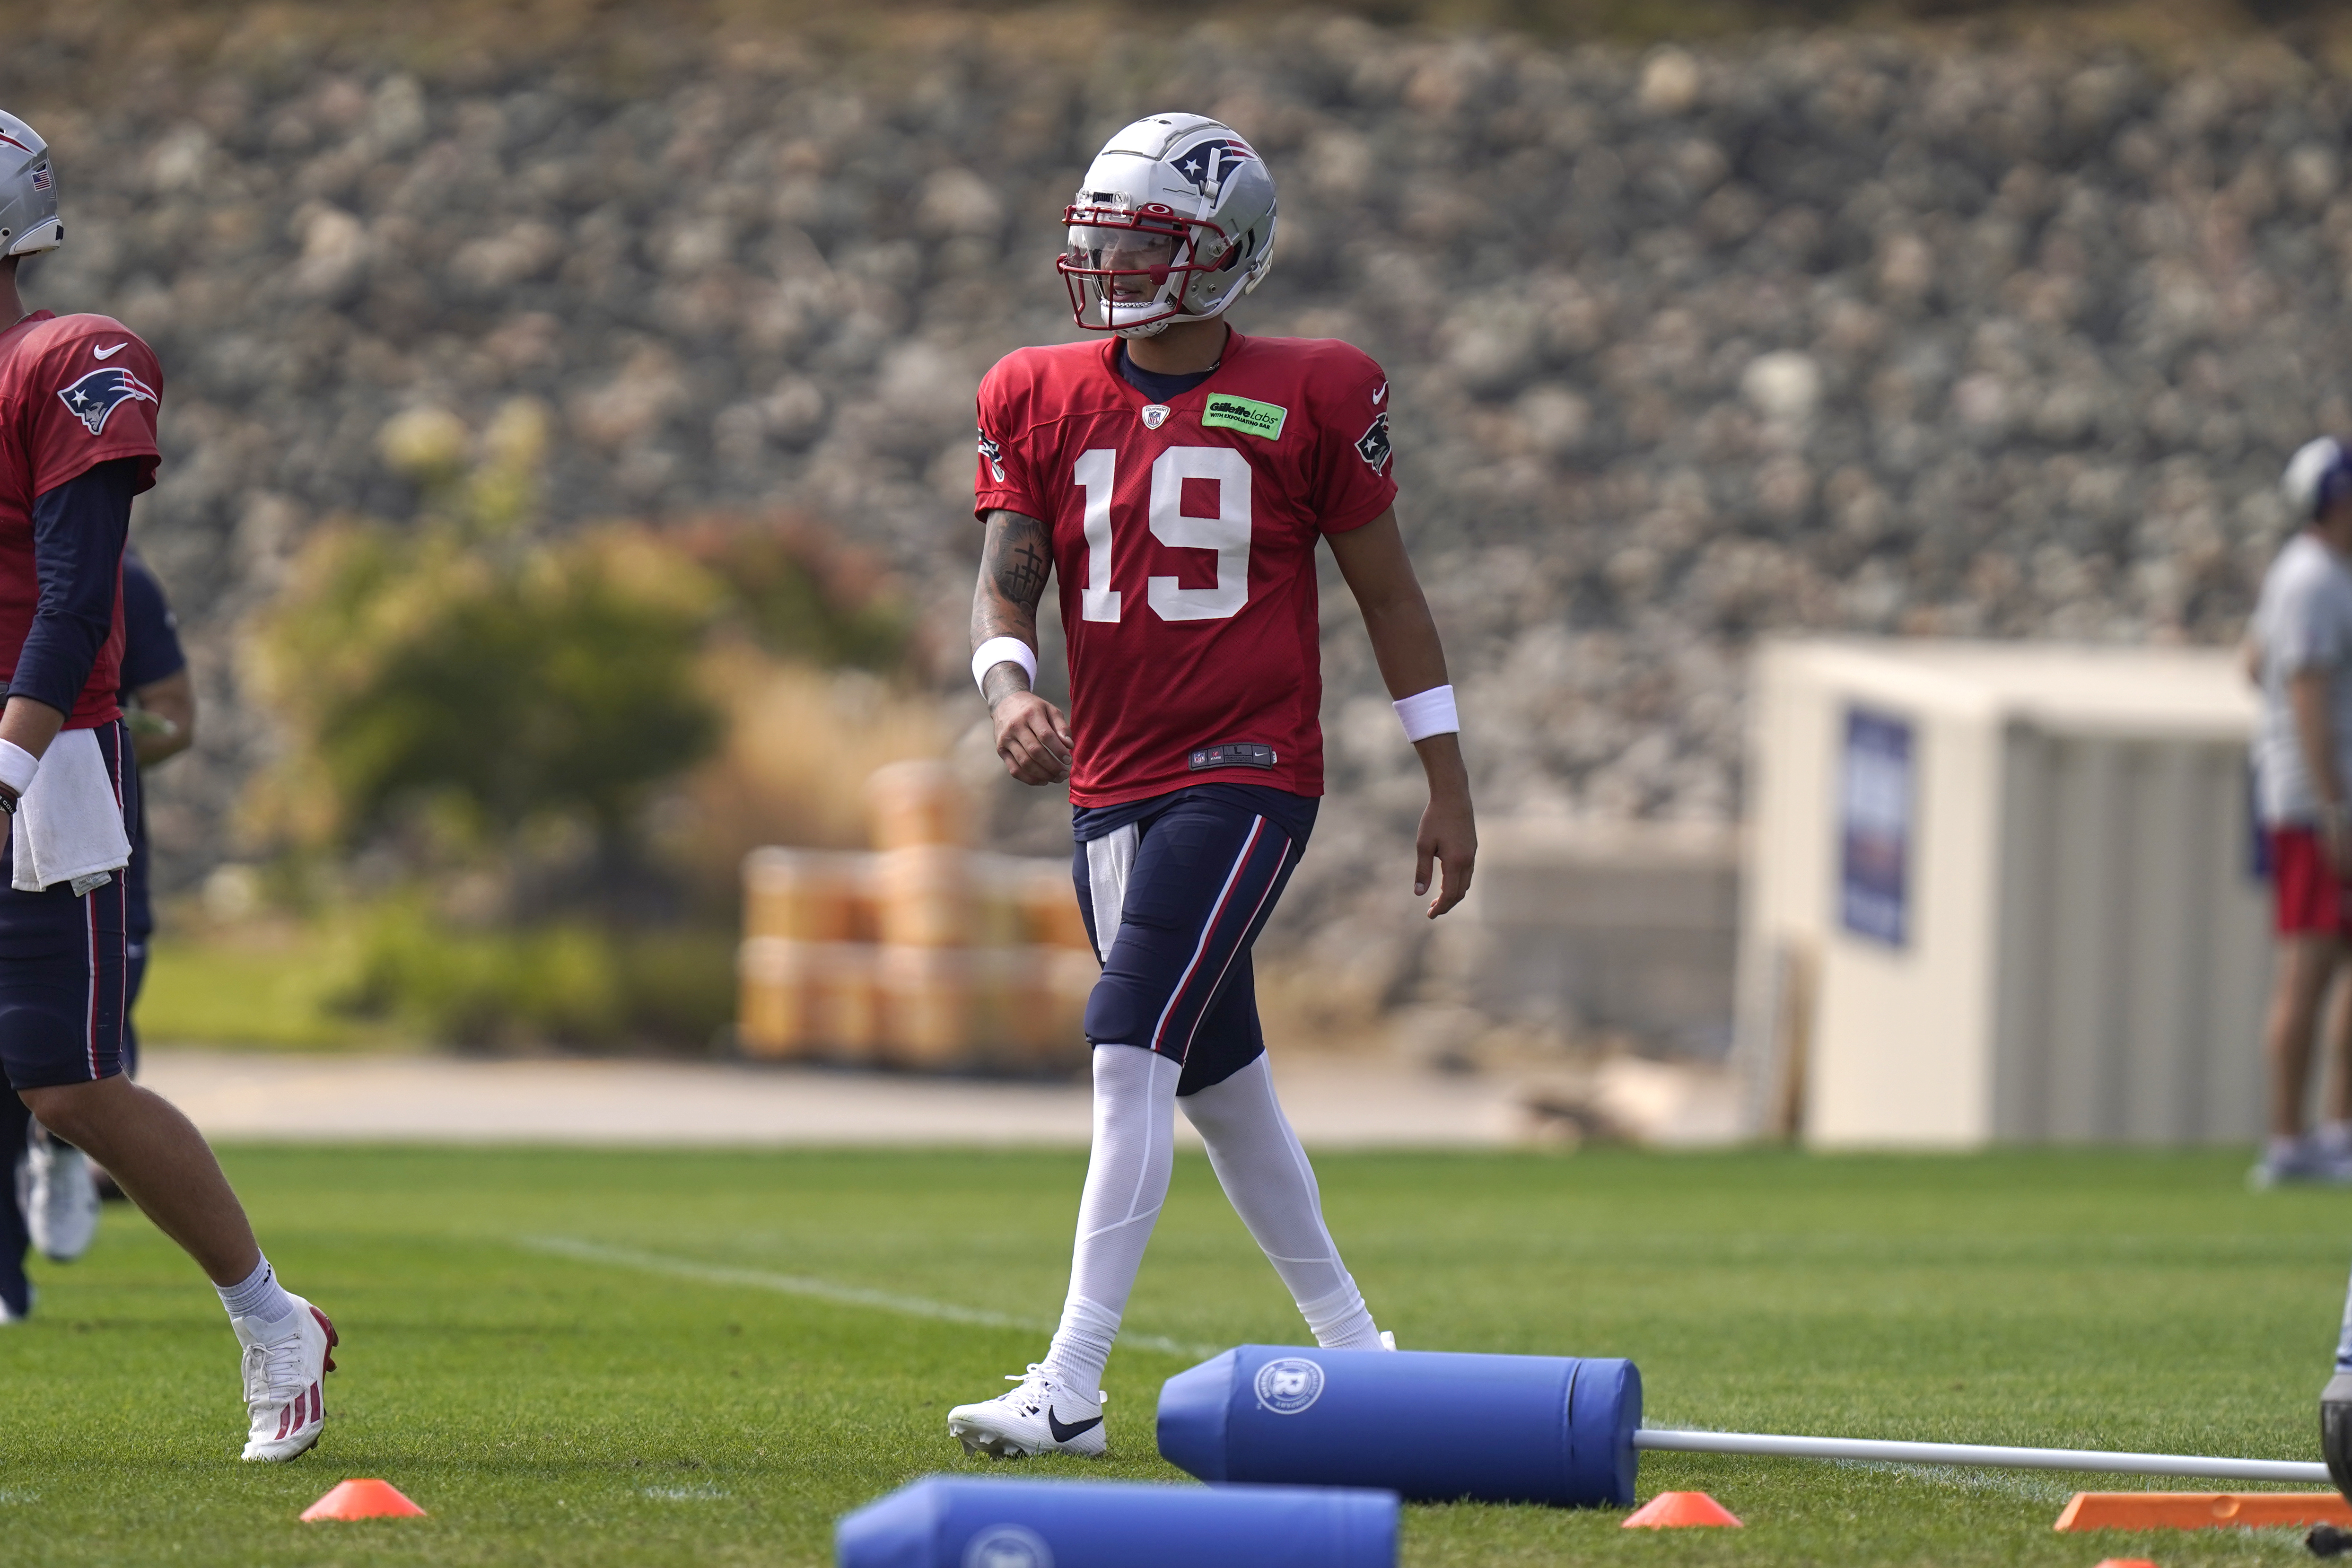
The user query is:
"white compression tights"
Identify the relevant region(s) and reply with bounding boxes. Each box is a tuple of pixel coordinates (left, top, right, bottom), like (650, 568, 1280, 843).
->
(1042, 1044, 1179, 1397)
(1180, 1054, 1382, 1351)
(1043, 1047, 1381, 1397)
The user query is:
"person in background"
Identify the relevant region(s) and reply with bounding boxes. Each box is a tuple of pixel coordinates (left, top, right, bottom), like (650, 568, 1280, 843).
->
(2246, 436, 2352, 1188)
(15, 546, 190, 1253)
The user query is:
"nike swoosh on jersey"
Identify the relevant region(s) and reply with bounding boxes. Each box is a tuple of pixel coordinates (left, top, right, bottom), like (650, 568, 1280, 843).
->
(1047, 1409, 1103, 1443)
(92, 342, 126, 359)
(1371, 381, 1388, 405)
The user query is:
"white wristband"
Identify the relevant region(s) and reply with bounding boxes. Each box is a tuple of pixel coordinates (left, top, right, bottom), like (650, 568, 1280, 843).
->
(971, 637, 1039, 696)
(0, 738, 36, 798)
(1394, 684, 1460, 743)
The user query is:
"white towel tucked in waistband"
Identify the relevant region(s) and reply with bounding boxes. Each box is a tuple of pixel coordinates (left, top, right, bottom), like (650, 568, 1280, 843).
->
(11, 727, 130, 894)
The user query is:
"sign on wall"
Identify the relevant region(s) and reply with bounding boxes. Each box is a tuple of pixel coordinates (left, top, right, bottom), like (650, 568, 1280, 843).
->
(1839, 707, 1914, 947)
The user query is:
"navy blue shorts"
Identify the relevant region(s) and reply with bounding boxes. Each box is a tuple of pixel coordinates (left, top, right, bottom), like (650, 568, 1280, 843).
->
(1072, 788, 1313, 1097)
(0, 720, 134, 1092)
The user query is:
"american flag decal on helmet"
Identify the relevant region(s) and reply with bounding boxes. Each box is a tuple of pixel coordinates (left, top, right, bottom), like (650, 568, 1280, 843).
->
(57, 366, 157, 436)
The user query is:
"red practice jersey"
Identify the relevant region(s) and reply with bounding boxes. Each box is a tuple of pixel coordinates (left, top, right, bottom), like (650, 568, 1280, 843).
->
(974, 331, 1397, 807)
(0, 311, 162, 728)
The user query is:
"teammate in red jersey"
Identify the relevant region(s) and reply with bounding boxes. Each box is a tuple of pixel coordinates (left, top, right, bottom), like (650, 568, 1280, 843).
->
(949, 113, 1475, 1458)
(0, 112, 336, 1461)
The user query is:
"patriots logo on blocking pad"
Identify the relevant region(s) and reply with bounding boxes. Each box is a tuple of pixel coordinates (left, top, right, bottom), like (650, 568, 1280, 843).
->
(57, 366, 156, 436)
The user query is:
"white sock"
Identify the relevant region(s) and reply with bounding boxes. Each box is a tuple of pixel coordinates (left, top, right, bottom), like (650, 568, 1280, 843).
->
(217, 1254, 296, 1330)
(1180, 1054, 1384, 1350)
(1040, 1044, 1179, 1395)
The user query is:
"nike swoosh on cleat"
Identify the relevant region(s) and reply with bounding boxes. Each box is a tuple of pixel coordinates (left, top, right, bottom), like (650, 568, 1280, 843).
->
(92, 342, 126, 359)
(1047, 1409, 1102, 1443)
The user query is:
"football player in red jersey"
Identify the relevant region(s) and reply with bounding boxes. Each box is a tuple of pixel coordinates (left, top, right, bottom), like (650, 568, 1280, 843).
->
(949, 113, 1475, 1457)
(0, 112, 337, 1460)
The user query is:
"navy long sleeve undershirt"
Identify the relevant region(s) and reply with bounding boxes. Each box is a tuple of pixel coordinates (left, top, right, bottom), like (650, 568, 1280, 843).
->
(14, 457, 136, 718)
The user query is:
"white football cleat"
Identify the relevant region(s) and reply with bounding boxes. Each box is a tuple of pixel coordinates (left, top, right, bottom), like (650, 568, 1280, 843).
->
(236, 1295, 338, 1462)
(1379, 1331, 1397, 1349)
(948, 1365, 1107, 1458)
(21, 1126, 99, 1262)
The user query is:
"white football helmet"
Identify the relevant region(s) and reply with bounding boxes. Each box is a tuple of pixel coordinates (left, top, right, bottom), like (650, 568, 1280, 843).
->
(1058, 113, 1277, 338)
(0, 111, 59, 257)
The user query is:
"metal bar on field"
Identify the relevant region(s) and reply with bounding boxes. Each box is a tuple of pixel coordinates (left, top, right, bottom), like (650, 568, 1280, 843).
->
(1632, 1428, 2332, 1484)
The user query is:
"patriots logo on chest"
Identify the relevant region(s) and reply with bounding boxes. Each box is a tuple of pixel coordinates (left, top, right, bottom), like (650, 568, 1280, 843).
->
(57, 366, 156, 436)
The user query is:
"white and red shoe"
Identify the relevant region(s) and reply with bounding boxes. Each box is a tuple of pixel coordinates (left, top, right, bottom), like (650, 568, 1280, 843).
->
(235, 1295, 338, 1461)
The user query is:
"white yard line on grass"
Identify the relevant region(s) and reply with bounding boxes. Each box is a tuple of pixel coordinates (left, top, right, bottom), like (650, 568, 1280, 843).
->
(1830, 1458, 2077, 1505)
(519, 1235, 1219, 1360)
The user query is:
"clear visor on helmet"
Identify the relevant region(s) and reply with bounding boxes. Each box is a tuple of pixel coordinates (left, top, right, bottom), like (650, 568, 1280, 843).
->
(1058, 202, 1230, 330)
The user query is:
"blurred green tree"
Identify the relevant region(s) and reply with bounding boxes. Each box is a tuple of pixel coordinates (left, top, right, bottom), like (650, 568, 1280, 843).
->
(251, 398, 724, 856)
(238, 396, 918, 1049)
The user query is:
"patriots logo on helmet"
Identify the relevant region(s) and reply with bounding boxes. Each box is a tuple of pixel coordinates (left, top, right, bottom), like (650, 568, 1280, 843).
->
(1171, 137, 1254, 193)
(57, 365, 156, 436)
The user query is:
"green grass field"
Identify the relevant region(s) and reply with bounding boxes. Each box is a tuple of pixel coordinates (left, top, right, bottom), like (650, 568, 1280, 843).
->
(0, 1143, 2345, 1566)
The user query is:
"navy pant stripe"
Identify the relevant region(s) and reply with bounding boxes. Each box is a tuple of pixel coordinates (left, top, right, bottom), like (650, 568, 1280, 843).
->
(1148, 815, 1268, 1053)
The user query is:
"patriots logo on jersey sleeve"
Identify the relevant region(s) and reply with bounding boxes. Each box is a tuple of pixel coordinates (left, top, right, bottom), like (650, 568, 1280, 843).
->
(1354, 412, 1393, 473)
(57, 366, 157, 436)
(977, 427, 1007, 483)
(1172, 137, 1255, 193)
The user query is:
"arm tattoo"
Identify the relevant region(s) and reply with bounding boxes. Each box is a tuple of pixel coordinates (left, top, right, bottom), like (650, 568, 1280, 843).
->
(986, 511, 1053, 609)
(972, 509, 1053, 708)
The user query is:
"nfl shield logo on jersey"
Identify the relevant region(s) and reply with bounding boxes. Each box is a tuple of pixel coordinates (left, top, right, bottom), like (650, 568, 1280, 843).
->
(1140, 403, 1170, 429)
(57, 366, 157, 436)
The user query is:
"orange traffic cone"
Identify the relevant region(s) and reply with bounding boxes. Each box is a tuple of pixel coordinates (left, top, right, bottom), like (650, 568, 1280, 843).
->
(1623, 1490, 1743, 1528)
(299, 1479, 427, 1521)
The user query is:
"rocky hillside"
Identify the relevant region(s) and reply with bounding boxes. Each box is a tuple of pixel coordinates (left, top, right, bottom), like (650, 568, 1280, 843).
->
(2, 9, 2342, 991)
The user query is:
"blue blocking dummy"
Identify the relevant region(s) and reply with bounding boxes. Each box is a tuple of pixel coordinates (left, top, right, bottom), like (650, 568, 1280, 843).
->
(835, 1475, 1399, 1568)
(1158, 1345, 1642, 1508)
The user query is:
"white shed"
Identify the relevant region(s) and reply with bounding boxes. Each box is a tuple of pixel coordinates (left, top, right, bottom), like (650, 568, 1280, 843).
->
(1736, 639, 2267, 1148)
